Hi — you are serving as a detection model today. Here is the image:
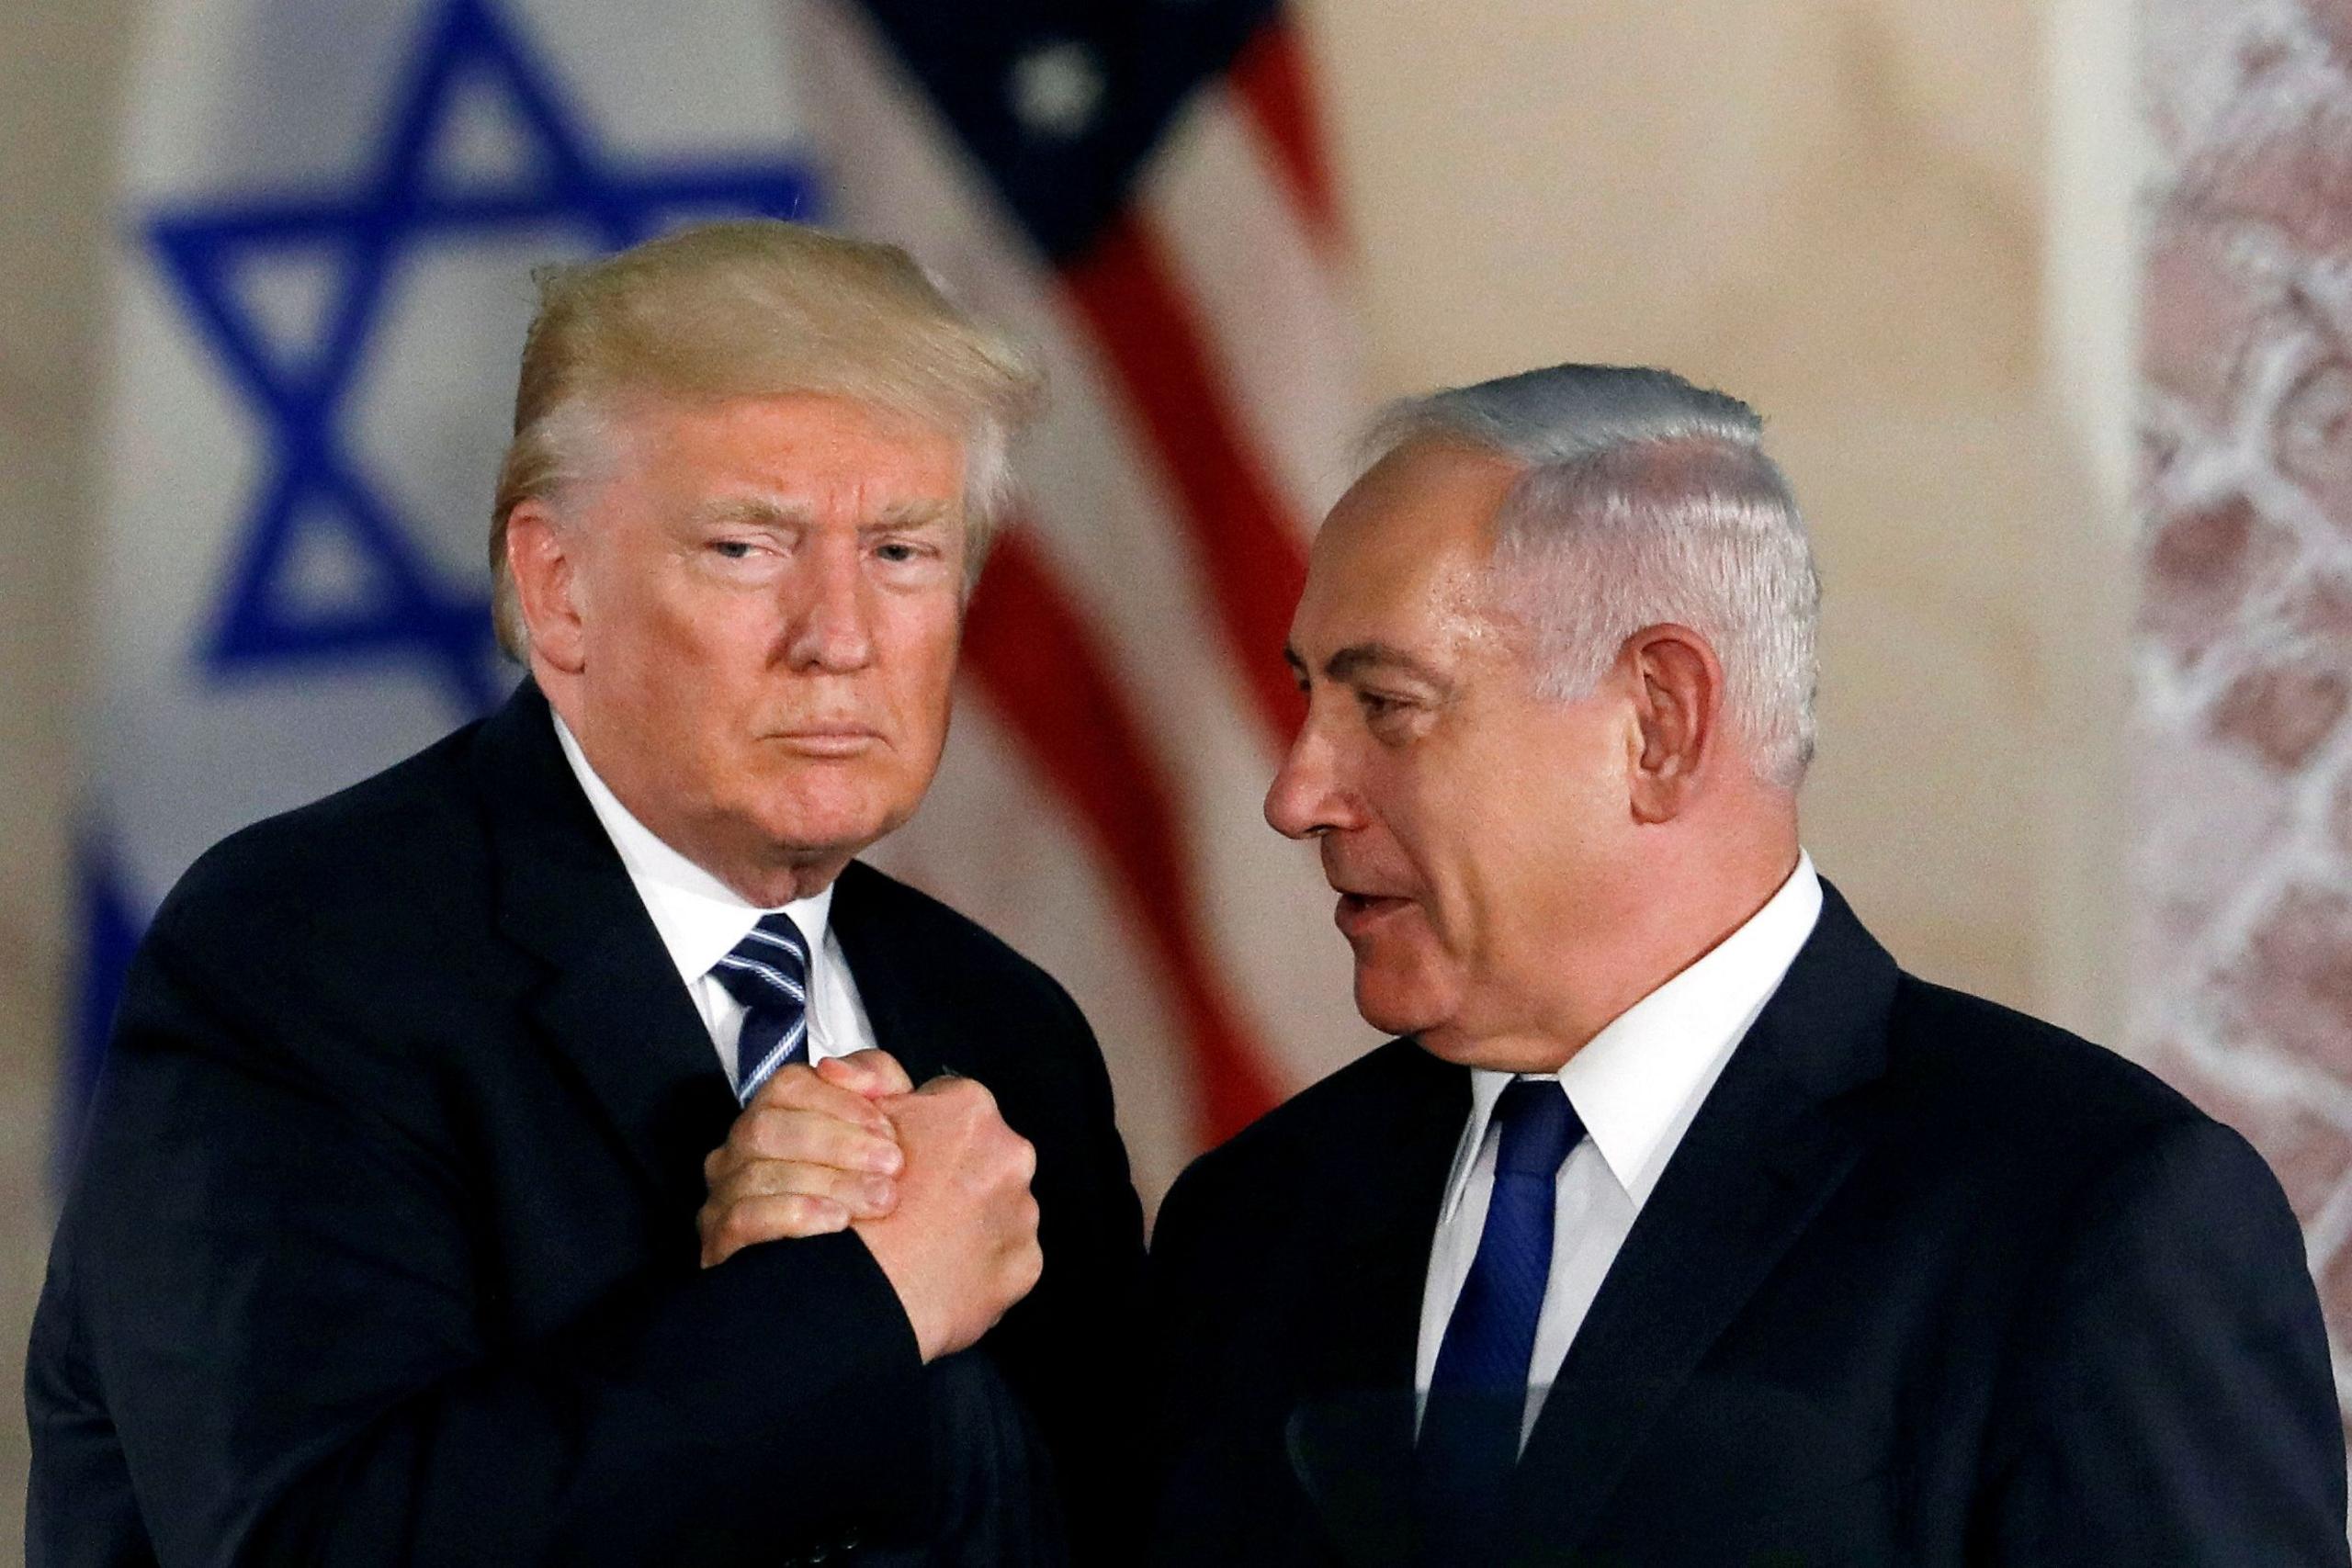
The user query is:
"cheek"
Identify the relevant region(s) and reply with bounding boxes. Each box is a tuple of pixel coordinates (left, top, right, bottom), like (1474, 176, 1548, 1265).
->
(610, 602, 784, 773)
(1383, 732, 1598, 942)
(601, 561, 740, 670)
(884, 601, 963, 716)
(1366, 750, 1490, 887)
(1477, 740, 1633, 935)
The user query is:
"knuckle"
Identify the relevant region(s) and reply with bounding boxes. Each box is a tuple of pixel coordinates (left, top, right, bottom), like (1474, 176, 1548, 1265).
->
(987, 1135, 1033, 1188)
(742, 1108, 788, 1156)
(756, 1110, 829, 1164)
(763, 1063, 820, 1107)
(756, 1111, 808, 1159)
(809, 1167, 852, 1203)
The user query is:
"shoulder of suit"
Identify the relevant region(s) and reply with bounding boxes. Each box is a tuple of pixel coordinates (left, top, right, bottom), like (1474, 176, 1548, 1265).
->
(148, 718, 491, 959)
(1169, 1037, 1442, 1203)
(834, 859, 1081, 1020)
(112, 718, 500, 1118)
(1879, 969, 2226, 1170)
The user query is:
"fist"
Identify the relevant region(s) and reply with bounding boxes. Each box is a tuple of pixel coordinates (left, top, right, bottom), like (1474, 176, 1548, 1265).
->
(855, 1075, 1044, 1362)
(697, 1052, 915, 1268)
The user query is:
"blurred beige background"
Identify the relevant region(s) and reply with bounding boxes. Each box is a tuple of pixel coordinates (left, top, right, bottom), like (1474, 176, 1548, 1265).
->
(0, 0, 2136, 1549)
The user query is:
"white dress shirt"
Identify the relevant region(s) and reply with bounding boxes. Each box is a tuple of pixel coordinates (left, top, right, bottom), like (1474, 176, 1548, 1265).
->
(1416, 852, 1824, 1441)
(553, 716, 879, 1088)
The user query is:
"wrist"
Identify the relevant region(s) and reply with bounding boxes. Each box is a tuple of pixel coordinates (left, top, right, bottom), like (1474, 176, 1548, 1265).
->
(852, 1224, 954, 1363)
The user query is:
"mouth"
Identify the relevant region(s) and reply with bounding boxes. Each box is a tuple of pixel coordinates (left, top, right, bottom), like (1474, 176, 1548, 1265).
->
(768, 726, 885, 758)
(1333, 890, 1413, 937)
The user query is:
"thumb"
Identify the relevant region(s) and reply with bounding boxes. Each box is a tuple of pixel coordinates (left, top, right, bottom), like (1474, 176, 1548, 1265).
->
(816, 1048, 914, 1100)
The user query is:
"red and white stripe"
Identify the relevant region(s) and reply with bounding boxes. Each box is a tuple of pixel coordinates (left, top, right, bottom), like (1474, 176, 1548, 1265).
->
(790, 1, 1376, 1201)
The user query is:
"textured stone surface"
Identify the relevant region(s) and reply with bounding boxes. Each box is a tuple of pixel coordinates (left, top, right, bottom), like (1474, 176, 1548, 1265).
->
(2141, 0, 2352, 1439)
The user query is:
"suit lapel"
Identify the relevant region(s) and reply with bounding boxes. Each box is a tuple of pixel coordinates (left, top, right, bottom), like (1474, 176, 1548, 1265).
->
(1286, 1044, 1469, 1568)
(1304, 1045, 1470, 1394)
(825, 863, 948, 1086)
(472, 682, 738, 1229)
(1503, 884, 1900, 1563)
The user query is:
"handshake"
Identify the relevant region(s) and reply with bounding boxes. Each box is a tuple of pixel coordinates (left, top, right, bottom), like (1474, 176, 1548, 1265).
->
(698, 1051, 1044, 1364)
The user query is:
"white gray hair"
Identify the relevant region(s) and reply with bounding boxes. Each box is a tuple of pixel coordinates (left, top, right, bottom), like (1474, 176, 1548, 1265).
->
(1366, 365, 1820, 787)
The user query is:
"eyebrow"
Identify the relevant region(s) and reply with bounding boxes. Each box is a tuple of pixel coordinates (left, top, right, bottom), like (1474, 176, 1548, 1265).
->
(1285, 640, 1452, 687)
(687, 497, 955, 532)
(690, 497, 810, 529)
(863, 501, 954, 532)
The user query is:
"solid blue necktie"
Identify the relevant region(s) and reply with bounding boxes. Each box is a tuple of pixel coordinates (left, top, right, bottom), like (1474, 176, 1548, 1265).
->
(1417, 1077, 1584, 1562)
(708, 912, 811, 1106)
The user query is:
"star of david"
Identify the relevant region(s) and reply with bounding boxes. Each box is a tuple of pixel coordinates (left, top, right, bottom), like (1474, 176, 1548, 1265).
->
(145, 0, 820, 716)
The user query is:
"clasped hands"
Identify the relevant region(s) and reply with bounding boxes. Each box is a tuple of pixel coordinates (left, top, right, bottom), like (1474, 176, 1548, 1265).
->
(698, 1051, 1043, 1362)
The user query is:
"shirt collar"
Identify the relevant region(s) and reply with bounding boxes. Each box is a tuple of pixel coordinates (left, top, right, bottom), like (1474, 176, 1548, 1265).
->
(552, 712, 836, 988)
(1449, 852, 1823, 1215)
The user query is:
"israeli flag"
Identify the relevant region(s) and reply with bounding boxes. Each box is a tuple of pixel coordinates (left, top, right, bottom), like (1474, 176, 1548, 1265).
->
(73, 0, 820, 1135)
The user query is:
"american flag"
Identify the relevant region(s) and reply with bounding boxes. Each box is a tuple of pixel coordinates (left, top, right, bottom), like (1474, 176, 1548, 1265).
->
(798, 1, 1378, 1197)
(75, 0, 1372, 1203)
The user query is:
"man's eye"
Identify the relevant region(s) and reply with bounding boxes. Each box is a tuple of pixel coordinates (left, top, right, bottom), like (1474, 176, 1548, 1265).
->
(710, 539, 759, 560)
(1357, 691, 1403, 719)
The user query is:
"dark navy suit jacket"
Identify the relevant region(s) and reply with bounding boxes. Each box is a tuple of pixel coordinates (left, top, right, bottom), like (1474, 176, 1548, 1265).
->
(1149, 884, 2348, 1566)
(28, 681, 1147, 1567)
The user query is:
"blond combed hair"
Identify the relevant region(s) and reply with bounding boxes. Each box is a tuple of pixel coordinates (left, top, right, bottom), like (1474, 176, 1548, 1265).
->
(489, 220, 1046, 658)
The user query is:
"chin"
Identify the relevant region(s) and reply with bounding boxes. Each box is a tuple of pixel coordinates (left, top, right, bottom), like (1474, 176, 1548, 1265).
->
(764, 806, 899, 865)
(1351, 964, 1454, 1043)
(1408, 1026, 1514, 1068)
(756, 770, 918, 850)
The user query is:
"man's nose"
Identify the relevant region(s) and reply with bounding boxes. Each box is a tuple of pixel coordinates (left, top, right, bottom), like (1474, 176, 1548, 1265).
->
(786, 539, 876, 673)
(1264, 718, 1355, 840)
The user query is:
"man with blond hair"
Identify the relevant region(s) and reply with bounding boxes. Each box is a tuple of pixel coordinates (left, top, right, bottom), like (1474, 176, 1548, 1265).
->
(28, 221, 1146, 1567)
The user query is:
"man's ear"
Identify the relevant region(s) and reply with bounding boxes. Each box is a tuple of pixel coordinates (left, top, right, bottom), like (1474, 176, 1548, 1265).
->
(1623, 623, 1724, 824)
(504, 500, 587, 674)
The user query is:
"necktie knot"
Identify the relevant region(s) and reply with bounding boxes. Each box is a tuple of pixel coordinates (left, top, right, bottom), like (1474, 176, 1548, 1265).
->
(1493, 1079, 1581, 1181)
(710, 912, 811, 1104)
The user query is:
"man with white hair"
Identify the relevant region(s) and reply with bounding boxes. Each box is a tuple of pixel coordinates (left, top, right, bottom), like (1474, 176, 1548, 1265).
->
(28, 221, 1144, 1567)
(1147, 365, 2348, 1565)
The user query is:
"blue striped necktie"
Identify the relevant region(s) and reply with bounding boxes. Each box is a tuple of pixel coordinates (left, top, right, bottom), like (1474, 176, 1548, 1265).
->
(708, 912, 811, 1106)
(1417, 1077, 1584, 1562)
